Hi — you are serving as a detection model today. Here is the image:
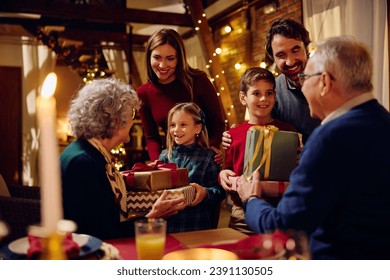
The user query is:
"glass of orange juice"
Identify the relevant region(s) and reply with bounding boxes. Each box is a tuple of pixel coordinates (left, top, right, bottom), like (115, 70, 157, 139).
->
(135, 218, 166, 260)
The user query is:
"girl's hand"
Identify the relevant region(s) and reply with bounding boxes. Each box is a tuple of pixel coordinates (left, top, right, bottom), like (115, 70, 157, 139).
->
(189, 183, 207, 206)
(147, 160, 159, 167)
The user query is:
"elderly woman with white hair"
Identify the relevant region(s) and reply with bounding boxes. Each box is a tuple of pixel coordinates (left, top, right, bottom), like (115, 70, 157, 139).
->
(61, 78, 186, 240)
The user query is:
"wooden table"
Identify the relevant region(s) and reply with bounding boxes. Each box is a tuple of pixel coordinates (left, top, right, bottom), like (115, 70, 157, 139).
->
(170, 228, 247, 248)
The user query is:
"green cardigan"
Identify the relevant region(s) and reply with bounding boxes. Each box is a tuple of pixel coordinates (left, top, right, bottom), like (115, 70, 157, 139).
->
(60, 139, 134, 240)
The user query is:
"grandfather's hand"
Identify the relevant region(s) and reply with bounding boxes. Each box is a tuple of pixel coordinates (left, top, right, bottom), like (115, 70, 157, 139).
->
(189, 183, 207, 206)
(221, 124, 236, 150)
(219, 169, 237, 191)
(146, 190, 186, 219)
(237, 170, 262, 202)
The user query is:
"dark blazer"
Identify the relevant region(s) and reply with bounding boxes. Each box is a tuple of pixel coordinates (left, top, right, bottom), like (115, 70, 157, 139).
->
(60, 139, 134, 240)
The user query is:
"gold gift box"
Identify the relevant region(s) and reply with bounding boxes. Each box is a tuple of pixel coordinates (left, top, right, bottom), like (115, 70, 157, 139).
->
(123, 168, 189, 192)
(127, 185, 196, 212)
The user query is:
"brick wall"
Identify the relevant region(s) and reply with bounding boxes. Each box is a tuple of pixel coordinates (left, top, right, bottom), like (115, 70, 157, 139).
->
(211, 0, 303, 124)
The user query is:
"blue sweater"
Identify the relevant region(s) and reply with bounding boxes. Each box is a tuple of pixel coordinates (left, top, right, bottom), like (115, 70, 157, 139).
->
(245, 100, 390, 259)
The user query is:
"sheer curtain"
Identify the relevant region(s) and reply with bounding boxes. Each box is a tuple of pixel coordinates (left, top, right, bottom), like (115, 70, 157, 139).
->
(102, 48, 130, 83)
(22, 40, 56, 185)
(302, 0, 389, 110)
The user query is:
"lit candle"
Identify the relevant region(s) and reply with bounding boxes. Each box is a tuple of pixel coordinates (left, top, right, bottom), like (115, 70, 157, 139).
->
(37, 73, 63, 233)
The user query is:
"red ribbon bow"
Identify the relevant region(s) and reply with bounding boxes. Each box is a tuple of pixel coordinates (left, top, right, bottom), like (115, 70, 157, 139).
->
(130, 161, 177, 172)
(122, 161, 178, 188)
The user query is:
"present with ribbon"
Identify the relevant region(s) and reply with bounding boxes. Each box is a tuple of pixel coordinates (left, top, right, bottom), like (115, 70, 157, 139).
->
(121, 161, 189, 192)
(243, 125, 299, 181)
(127, 185, 196, 213)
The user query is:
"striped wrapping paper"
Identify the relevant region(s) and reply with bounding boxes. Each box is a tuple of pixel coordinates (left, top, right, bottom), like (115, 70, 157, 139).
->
(127, 185, 196, 213)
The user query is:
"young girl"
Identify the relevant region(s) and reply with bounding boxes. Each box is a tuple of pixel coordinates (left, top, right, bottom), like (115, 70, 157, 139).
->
(159, 102, 226, 232)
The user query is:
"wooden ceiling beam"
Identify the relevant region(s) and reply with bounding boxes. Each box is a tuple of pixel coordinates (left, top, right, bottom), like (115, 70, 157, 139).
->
(0, 16, 150, 45)
(0, 0, 193, 27)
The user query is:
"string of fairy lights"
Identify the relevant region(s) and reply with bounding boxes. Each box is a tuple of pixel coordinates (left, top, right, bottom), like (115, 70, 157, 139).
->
(192, 11, 238, 125)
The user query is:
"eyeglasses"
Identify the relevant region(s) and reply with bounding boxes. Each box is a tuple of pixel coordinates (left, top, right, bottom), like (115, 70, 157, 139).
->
(298, 72, 323, 85)
(132, 108, 137, 120)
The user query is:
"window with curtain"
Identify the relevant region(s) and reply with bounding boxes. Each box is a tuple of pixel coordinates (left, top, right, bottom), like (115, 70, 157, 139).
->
(302, 0, 389, 110)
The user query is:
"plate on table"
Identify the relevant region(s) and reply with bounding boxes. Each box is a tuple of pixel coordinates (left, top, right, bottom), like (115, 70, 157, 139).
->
(1, 233, 102, 259)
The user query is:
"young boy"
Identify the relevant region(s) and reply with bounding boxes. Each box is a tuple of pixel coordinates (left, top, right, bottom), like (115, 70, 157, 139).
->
(219, 67, 296, 234)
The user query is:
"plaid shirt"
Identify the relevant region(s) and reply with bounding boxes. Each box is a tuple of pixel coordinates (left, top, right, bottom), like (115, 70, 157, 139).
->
(159, 143, 226, 232)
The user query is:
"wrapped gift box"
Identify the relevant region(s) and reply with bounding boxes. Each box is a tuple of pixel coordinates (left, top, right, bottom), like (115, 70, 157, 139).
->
(243, 126, 299, 181)
(228, 176, 290, 197)
(122, 164, 189, 192)
(127, 185, 196, 212)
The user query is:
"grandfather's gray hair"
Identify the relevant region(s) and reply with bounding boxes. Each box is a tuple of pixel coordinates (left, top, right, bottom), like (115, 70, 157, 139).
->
(68, 78, 139, 139)
(311, 35, 373, 93)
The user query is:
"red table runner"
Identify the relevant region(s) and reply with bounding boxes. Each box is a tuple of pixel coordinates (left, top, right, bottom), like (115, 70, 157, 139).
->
(104, 235, 186, 260)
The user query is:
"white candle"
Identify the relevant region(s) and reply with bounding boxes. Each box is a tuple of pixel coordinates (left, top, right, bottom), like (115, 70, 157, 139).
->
(37, 73, 63, 234)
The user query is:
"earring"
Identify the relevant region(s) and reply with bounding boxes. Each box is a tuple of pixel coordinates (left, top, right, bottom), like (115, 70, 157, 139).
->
(196, 134, 199, 138)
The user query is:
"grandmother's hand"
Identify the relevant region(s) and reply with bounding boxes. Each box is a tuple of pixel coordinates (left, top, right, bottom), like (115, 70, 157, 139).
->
(146, 190, 186, 219)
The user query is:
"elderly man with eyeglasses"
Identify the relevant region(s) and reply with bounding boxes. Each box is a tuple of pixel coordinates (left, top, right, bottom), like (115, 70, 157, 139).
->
(237, 36, 390, 260)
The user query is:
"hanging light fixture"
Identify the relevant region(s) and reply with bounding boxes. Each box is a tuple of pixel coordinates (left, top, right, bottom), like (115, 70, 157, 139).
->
(263, 2, 278, 15)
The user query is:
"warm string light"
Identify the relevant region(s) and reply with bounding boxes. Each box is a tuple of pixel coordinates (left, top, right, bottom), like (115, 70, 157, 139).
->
(111, 144, 127, 170)
(193, 13, 236, 124)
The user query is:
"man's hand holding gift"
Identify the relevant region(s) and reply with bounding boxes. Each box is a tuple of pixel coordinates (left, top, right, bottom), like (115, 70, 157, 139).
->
(237, 170, 262, 205)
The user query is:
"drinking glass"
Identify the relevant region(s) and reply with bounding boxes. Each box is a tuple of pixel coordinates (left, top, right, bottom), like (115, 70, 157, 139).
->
(135, 218, 166, 260)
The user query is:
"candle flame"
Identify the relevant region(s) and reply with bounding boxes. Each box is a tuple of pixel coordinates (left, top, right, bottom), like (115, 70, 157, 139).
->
(41, 73, 57, 98)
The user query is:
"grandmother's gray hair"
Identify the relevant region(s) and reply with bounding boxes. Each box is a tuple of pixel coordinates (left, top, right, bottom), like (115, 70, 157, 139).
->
(311, 35, 373, 94)
(68, 78, 139, 139)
